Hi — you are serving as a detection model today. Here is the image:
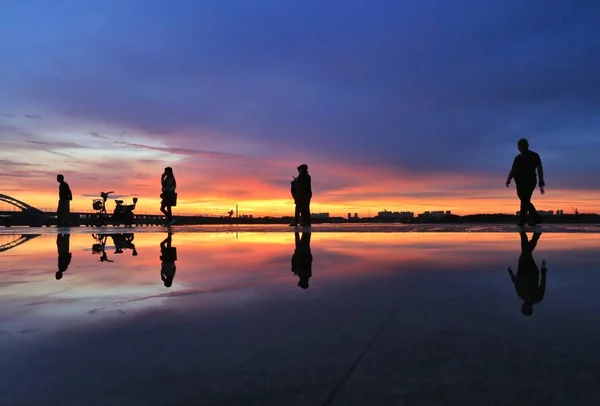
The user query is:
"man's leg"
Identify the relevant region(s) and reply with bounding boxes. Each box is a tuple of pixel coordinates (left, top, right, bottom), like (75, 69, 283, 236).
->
(304, 200, 311, 225)
(56, 201, 62, 227)
(299, 200, 311, 225)
(291, 203, 300, 225)
(527, 186, 541, 223)
(64, 202, 70, 227)
(517, 187, 531, 224)
(58, 200, 69, 227)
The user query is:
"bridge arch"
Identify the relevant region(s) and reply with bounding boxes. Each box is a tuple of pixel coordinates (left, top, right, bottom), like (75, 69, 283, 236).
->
(0, 194, 44, 213)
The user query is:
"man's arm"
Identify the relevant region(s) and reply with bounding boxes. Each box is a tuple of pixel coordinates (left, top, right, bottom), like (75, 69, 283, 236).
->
(67, 185, 73, 200)
(506, 158, 516, 187)
(537, 155, 545, 187)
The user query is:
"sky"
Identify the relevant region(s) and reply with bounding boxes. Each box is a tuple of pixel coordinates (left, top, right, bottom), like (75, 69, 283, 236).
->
(1, 0, 599, 216)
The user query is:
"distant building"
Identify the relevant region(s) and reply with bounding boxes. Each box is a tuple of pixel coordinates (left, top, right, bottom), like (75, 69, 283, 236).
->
(377, 210, 414, 220)
(347, 213, 352, 220)
(312, 212, 330, 219)
(418, 211, 451, 219)
(354, 213, 359, 219)
(239, 214, 254, 219)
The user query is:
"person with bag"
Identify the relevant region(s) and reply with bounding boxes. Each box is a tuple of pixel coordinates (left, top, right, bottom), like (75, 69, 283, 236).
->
(160, 167, 177, 226)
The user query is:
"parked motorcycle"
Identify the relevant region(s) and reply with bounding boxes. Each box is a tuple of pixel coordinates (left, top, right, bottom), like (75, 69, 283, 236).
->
(92, 191, 138, 226)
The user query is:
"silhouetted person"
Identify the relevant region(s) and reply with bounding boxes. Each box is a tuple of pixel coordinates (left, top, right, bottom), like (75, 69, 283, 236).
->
(291, 232, 312, 289)
(160, 167, 177, 226)
(160, 233, 177, 287)
(290, 164, 312, 227)
(56, 234, 71, 280)
(508, 232, 547, 316)
(56, 174, 72, 227)
(506, 138, 546, 226)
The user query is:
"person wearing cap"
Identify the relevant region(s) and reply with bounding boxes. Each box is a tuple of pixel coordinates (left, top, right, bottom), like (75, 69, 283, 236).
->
(290, 164, 312, 227)
(506, 138, 545, 226)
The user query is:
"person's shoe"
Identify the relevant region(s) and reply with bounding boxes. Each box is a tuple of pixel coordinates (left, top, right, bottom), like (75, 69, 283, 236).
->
(166, 219, 176, 226)
(516, 222, 525, 227)
(529, 219, 542, 226)
(289, 223, 297, 227)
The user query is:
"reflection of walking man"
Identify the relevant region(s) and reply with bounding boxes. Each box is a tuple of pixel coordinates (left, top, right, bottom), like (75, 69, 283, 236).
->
(56, 234, 72, 280)
(160, 233, 177, 287)
(508, 232, 547, 316)
(56, 174, 72, 227)
(291, 232, 312, 289)
(290, 164, 312, 227)
(506, 138, 546, 226)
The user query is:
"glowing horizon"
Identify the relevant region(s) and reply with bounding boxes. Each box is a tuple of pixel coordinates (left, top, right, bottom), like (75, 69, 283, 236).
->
(1, 1, 599, 215)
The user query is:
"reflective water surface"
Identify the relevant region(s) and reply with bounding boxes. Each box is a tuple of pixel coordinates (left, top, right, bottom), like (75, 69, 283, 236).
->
(1, 231, 600, 405)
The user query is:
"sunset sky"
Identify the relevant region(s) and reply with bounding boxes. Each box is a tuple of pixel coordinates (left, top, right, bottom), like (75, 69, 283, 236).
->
(1, 0, 599, 217)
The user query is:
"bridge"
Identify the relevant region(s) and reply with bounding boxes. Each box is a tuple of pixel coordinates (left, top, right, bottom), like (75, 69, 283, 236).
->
(0, 234, 41, 253)
(0, 194, 47, 226)
(0, 194, 45, 214)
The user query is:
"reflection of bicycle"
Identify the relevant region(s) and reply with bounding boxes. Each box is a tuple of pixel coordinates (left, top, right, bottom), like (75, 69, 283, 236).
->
(92, 234, 112, 262)
(92, 233, 138, 262)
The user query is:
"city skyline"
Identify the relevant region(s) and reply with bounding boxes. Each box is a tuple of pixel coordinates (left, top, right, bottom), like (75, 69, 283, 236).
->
(1, 0, 599, 217)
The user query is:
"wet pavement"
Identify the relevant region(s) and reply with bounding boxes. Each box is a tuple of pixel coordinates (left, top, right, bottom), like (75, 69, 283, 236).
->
(1, 230, 599, 405)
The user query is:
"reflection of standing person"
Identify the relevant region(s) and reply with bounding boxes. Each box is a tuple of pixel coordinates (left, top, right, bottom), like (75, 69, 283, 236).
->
(160, 167, 177, 226)
(506, 138, 546, 226)
(56, 234, 72, 280)
(56, 174, 72, 227)
(508, 232, 546, 316)
(291, 232, 312, 289)
(160, 233, 177, 287)
(290, 164, 312, 227)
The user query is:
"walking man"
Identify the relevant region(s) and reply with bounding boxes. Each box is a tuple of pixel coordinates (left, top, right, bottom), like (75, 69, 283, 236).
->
(290, 164, 312, 227)
(56, 174, 72, 227)
(506, 138, 545, 226)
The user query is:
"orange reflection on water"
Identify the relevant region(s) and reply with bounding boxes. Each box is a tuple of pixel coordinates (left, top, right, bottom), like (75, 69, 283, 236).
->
(0, 231, 597, 336)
